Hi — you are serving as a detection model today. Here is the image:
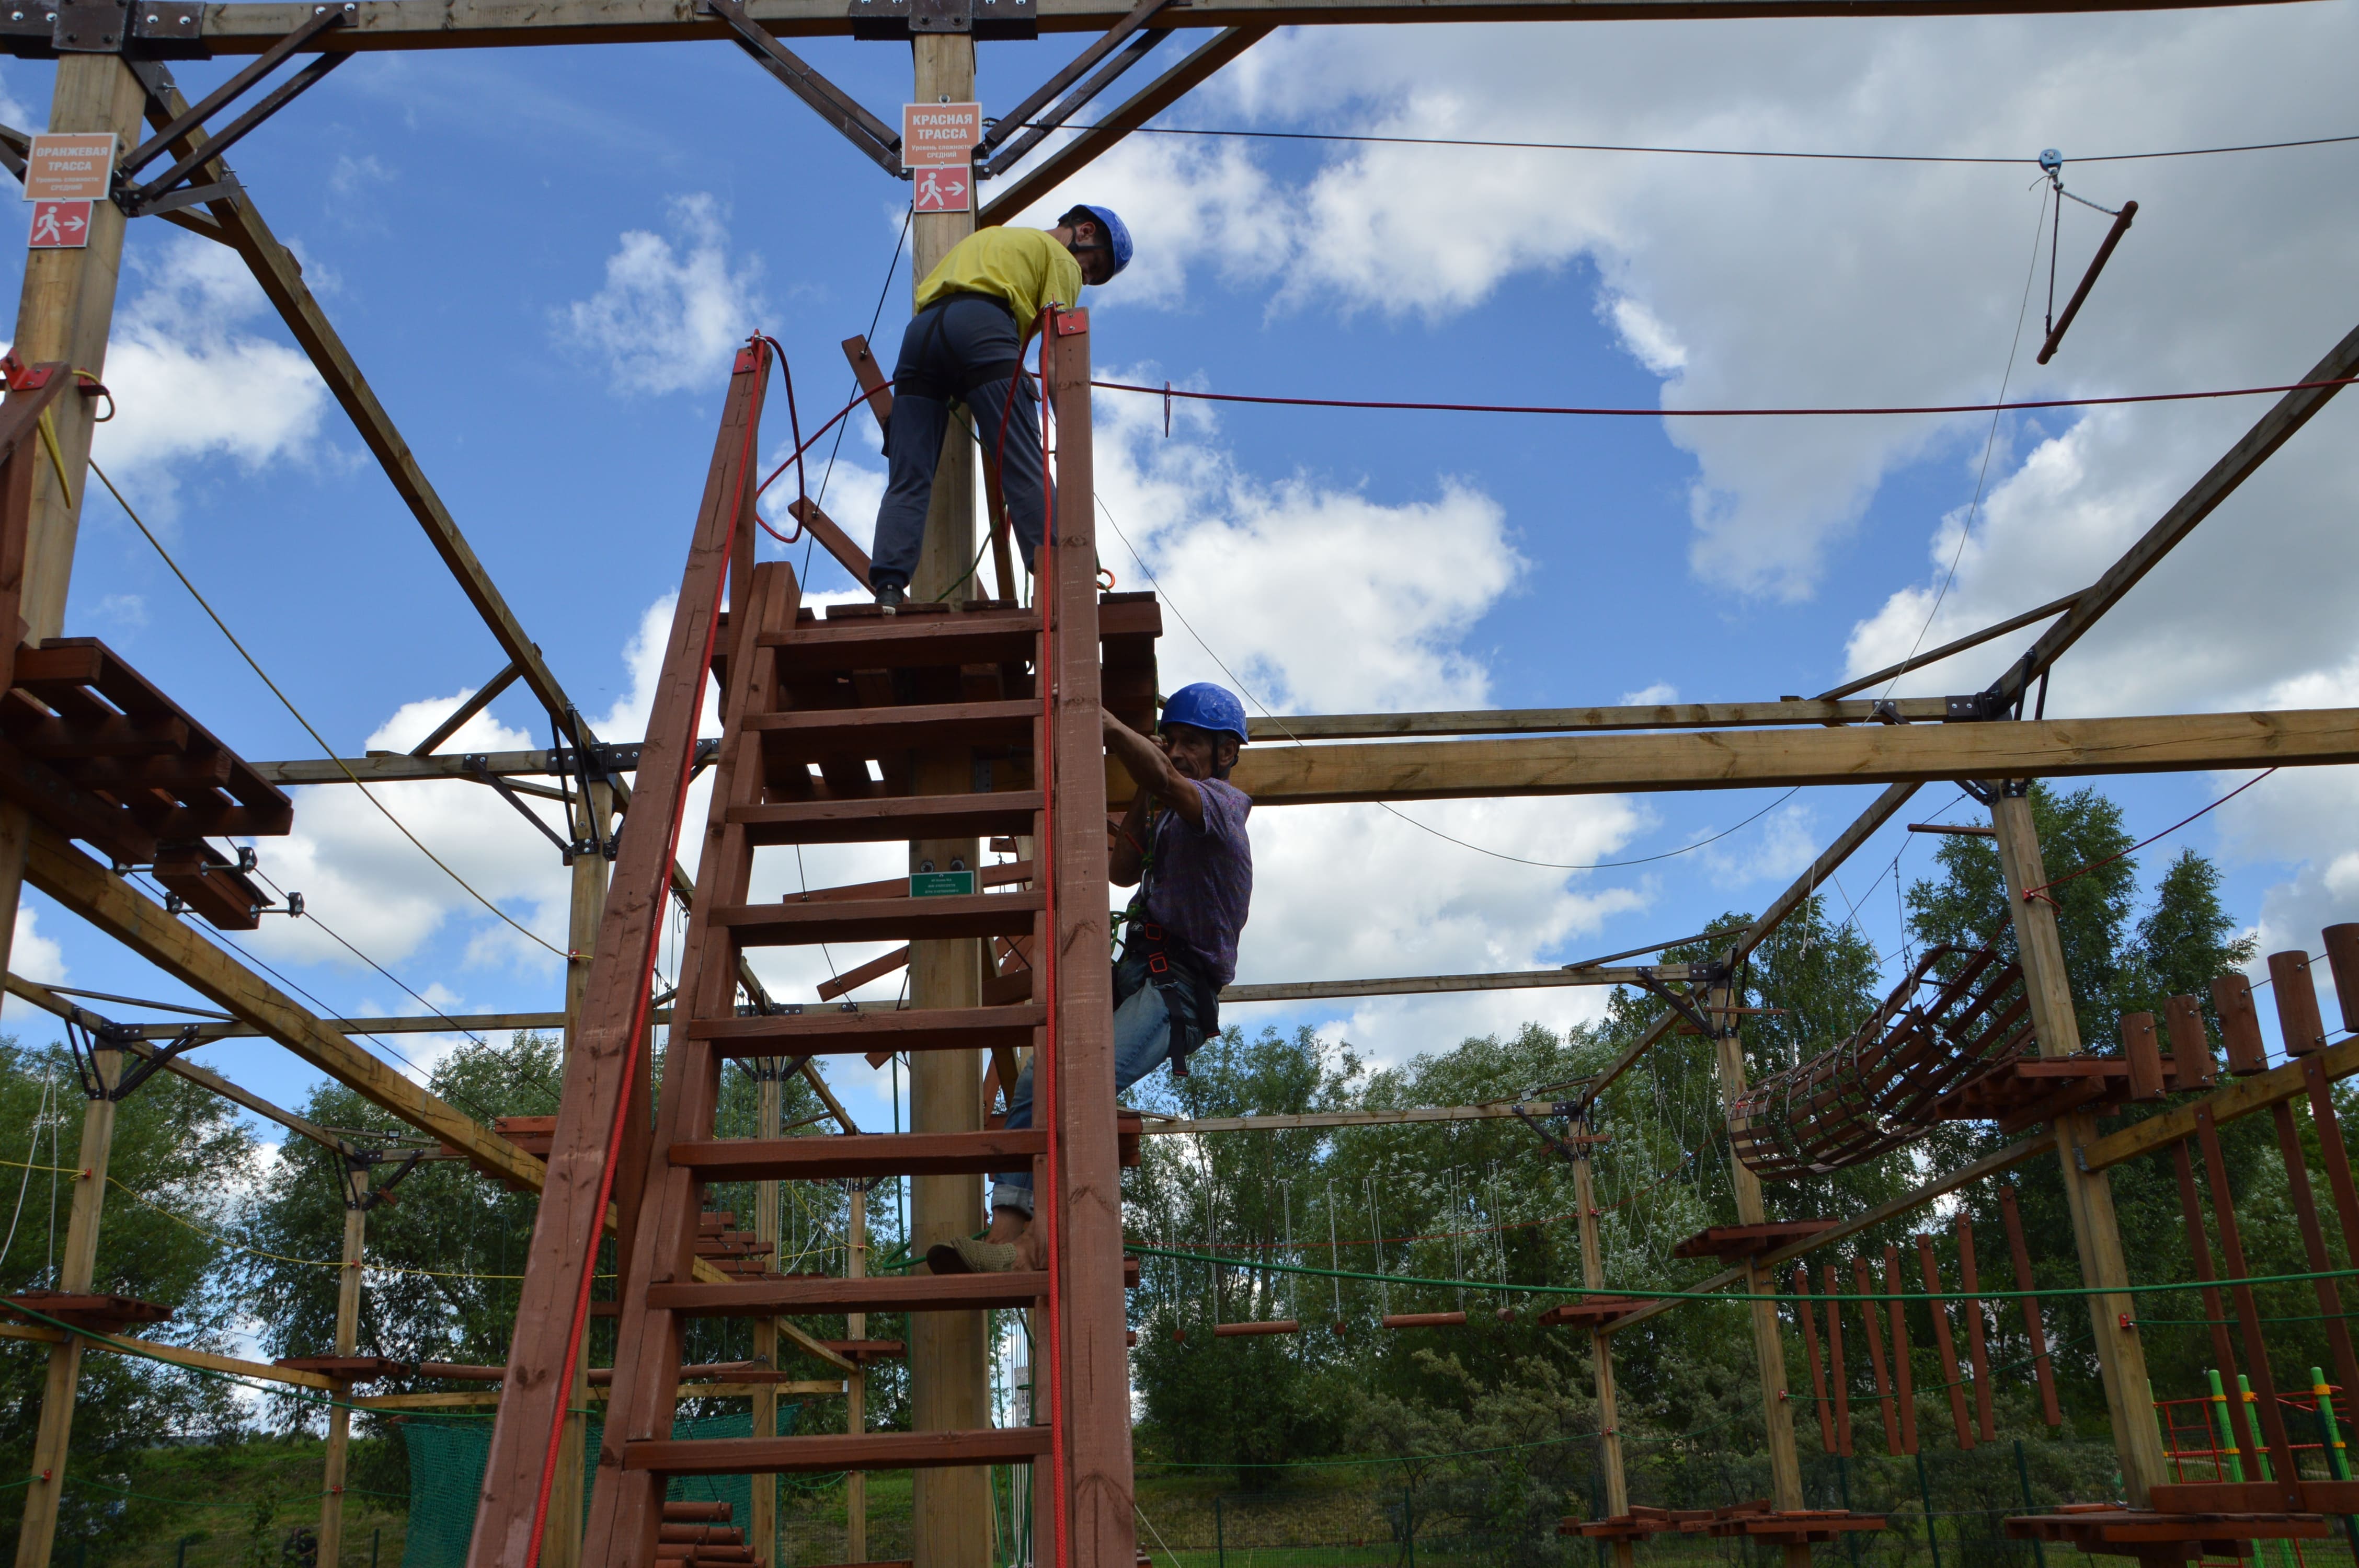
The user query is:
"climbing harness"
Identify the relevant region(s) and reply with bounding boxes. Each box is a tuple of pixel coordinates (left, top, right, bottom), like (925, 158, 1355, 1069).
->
(2034, 148, 2138, 365)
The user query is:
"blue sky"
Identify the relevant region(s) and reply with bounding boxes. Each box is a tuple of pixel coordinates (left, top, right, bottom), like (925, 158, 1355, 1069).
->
(3, 0, 2358, 1148)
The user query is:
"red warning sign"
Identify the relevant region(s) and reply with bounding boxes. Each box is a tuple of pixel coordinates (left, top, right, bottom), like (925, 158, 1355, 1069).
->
(28, 200, 93, 250)
(911, 165, 971, 214)
(901, 101, 981, 170)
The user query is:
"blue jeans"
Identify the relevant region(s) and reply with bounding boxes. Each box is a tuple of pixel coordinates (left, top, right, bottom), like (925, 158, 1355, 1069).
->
(989, 982, 1173, 1217)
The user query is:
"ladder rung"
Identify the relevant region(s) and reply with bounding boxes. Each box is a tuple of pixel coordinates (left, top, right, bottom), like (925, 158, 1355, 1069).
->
(626, 1426, 1052, 1477)
(714, 891, 1041, 947)
(748, 700, 1035, 759)
(688, 1005, 1046, 1056)
(727, 791, 1042, 846)
(647, 1258, 1139, 1318)
(670, 1129, 1047, 1181)
(756, 612, 1043, 670)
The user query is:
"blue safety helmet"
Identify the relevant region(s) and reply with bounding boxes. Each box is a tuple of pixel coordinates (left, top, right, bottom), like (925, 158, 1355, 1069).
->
(1160, 683, 1247, 745)
(1068, 203, 1133, 278)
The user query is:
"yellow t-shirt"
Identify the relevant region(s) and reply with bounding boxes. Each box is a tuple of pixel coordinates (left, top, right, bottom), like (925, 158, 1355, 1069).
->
(913, 227, 1085, 343)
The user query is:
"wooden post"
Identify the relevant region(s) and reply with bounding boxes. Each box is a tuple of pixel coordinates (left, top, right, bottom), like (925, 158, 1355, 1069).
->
(751, 1067, 782, 1565)
(906, 33, 991, 1568)
(1574, 1145, 1634, 1565)
(1040, 305, 1136, 1568)
(1990, 788, 2169, 1504)
(320, 1161, 369, 1567)
(14, 1045, 122, 1568)
(846, 1183, 868, 1563)
(0, 52, 147, 989)
(1707, 976, 1809, 1555)
(546, 781, 612, 1568)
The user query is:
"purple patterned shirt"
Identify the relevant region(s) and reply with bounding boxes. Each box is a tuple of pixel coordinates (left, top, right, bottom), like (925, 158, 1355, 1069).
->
(1141, 777, 1254, 989)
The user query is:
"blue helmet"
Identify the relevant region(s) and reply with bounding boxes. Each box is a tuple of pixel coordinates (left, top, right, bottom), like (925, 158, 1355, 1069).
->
(1072, 204, 1132, 278)
(1160, 682, 1246, 744)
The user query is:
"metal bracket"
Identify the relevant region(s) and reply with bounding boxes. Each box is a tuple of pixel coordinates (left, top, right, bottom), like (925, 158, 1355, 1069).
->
(52, 0, 127, 52)
(1956, 778, 1998, 806)
(114, 6, 349, 216)
(1631, 966, 1725, 1041)
(343, 1146, 424, 1209)
(1944, 691, 2009, 723)
(850, 0, 1032, 41)
(135, 174, 238, 216)
(64, 1014, 199, 1100)
(465, 753, 579, 862)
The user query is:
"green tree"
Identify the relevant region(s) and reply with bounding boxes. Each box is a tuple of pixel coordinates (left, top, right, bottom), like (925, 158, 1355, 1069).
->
(0, 1036, 257, 1561)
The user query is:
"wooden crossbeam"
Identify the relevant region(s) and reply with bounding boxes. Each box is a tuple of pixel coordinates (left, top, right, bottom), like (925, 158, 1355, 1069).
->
(1226, 708, 2359, 803)
(167, 0, 2310, 53)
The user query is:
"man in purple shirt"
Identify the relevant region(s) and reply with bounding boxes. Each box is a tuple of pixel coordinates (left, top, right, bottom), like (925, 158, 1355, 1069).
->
(933, 683, 1254, 1275)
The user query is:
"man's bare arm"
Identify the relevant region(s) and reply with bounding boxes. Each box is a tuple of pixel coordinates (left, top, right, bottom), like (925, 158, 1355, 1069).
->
(1101, 711, 1204, 828)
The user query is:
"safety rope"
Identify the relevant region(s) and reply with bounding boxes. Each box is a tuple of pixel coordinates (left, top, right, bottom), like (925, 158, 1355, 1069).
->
(2020, 767, 2278, 903)
(1094, 374, 2359, 422)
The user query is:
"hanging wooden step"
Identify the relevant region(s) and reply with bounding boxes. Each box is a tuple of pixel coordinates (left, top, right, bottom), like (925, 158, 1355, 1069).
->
(750, 700, 1037, 760)
(671, 1129, 1047, 1180)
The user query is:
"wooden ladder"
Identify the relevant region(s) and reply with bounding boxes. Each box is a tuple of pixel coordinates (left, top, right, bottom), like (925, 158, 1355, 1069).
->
(466, 314, 1142, 1568)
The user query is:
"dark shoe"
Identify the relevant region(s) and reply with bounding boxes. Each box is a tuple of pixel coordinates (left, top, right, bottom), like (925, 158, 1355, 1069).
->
(874, 581, 905, 616)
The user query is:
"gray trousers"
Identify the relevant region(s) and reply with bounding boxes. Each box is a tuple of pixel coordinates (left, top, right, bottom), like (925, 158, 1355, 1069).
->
(870, 295, 1050, 593)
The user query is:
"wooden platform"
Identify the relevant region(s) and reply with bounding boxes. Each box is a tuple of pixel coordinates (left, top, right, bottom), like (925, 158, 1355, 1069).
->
(0, 639, 292, 916)
(1930, 1054, 2135, 1133)
(1670, 1221, 1838, 1260)
(2007, 1504, 2331, 1559)
(1535, 1296, 1647, 1328)
(4, 1291, 173, 1334)
(1708, 1509, 1888, 1543)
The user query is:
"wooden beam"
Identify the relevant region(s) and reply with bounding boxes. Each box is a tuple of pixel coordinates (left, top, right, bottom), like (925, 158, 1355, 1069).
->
(1602, 1134, 2055, 1336)
(2079, 1030, 2359, 1172)
(20, 819, 545, 1189)
(0, 1320, 338, 1390)
(1249, 698, 1949, 740)
(173, 0, 2314, 54)
(1225, 708, 2359, 804)
(978, 27, 1272, 226)
(1221, 964, 1706, 1002)
(1818, 592, 2080, 701)
(1989, 318, 2359, 707)
(352, 1380, 848, 1410)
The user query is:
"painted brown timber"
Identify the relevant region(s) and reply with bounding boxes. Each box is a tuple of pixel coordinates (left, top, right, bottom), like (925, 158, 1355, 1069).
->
(175, 0, 2317, 54)
(669, 1129, 1047, 1180)
(2078, 1030, 2359, 1172)
(1247, 698, 1949, 740)
(1226, 709, 2359, 803)
(19, 821, 542, 1186)
(625, 1427, 1050, 1477)
(651, 1272, 1060, 1317)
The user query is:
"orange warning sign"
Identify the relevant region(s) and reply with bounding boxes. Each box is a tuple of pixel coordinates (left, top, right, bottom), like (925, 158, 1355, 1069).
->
(901, 102, 981, 171)
(22, 134, 116, 204)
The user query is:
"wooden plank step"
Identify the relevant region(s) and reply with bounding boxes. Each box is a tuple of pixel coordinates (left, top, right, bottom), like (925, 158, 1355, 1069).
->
(728, 791, 1041, 846)
(715, 891, 1043, 947)
(625, 1427, 1051, 1477)
(648, 1259, 1140, 1318)
(688, 1005, 1046, 1057)
(749, 700, 1035, 760)
(753, 598, 1157, 672)
(671, 1129, 1046, 1180)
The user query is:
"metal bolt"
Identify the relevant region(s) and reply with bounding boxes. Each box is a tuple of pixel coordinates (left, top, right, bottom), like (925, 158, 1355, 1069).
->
(143, 11, 155, 19)
(10, 13, 23, 21)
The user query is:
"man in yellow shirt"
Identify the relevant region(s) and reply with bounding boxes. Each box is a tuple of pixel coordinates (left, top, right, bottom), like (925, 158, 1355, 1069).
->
(868, 204, 1130, 612)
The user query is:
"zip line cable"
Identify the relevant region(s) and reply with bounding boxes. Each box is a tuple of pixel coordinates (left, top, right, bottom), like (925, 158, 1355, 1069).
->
(1094, 373, 2359, 421)
(1055, 122, 2359, 167)
(89, 458, 566, 959)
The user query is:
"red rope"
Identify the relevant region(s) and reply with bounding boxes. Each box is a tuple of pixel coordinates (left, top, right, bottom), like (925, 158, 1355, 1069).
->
(2019, 767, 2278, 903)
(519, 334, 774, 1568)
(1092, 374, 2359, 421)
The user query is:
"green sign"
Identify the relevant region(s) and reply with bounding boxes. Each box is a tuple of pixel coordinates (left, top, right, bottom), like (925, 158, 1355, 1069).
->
(910, 870, 976, 898)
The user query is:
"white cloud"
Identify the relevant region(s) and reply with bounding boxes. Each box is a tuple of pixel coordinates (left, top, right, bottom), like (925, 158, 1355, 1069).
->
(1621, 682, 1678, 706)
(559, 195, 767, 395)
(83, 238, 329, 513)
(1607, 296, 1688, 377)
(2, 905, 65, 1032)
(96, 593, 146, 628)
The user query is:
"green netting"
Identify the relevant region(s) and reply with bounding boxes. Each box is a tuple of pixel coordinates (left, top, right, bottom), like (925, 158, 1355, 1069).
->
(397, 1406, 801, 1568)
